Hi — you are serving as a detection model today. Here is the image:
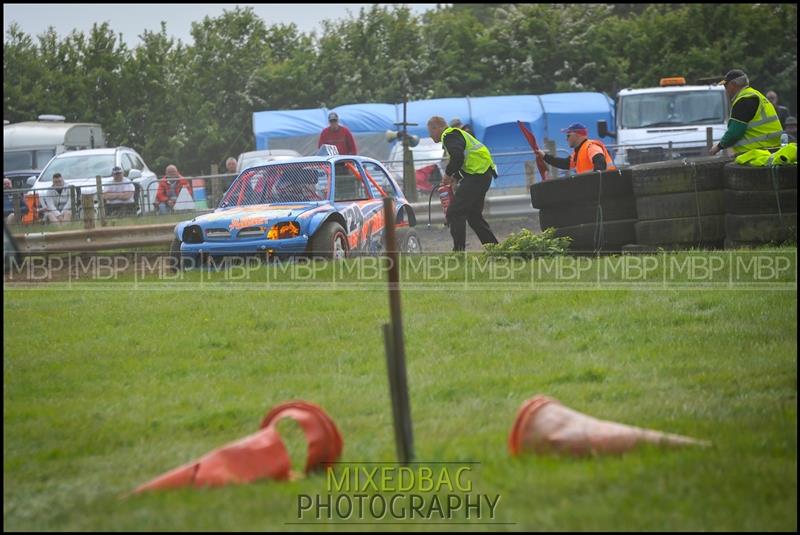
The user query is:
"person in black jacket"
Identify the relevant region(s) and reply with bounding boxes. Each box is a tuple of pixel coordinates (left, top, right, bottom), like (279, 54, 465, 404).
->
(427, 115, 498, 252)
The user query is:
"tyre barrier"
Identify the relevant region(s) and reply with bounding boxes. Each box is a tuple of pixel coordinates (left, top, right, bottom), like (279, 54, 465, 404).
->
(635, 190, 724, 221)
(723, 163, 797, 248)
(530, 168, 633, 209)
(554, 219, 637, 252)
(539, 198, 638, 229)
(630, 156, 731, 248)
(531, 169, 637, 252)
(634, 215, 725, 249)
(629, 155, 731, 196)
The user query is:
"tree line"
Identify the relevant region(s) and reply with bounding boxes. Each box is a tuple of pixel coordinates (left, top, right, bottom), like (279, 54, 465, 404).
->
(4, 3, 797, 175)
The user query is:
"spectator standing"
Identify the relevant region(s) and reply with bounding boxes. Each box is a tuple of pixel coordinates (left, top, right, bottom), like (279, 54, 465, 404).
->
(4, 178, 28, 224)
(155, 164, 193, 214)
(226, 157, 238, 175)
(785, 116, 797, 142)
(766, 90, 791, 129)
(318, 112, 358, 155)
(103, 166, 136, 217)
(41, 172, 72, 223)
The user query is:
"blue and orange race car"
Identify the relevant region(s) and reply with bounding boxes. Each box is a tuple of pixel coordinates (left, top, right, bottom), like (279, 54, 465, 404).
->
(171, 154, 421, 264)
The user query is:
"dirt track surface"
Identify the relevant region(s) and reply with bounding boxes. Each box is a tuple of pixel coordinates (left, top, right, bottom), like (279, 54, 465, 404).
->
(414, 213, 541, 252)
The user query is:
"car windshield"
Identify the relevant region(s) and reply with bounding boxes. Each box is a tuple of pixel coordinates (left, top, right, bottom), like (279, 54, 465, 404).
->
(220, 162, 331, 207)
(36, 154, 115, 183)
(620, 90, 727, 129)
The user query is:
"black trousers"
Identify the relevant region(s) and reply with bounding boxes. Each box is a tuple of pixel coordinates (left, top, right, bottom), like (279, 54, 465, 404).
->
(447, 170, 498, 251)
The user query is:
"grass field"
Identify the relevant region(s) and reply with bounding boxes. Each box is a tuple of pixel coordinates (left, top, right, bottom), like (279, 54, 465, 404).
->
(3, 250, 797, 531)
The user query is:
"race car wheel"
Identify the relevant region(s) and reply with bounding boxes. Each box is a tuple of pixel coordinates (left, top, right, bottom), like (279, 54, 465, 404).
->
(310, 221, 349, 259)
(169, 237, 184, 271)
(397, 228, 422, 254)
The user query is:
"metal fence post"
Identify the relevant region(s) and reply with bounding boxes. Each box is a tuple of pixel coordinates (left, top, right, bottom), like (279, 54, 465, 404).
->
(545, 139, 558, 179)
(706, 127, 713, 152)
(12, 191, 22, 223)
(667, 141, 673, 160)
(95, 175, 106, 226)
(82, 193, 96, 230)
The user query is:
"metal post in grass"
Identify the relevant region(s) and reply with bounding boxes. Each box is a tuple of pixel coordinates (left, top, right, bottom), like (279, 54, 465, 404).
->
(382, 196, 415, 464)
(706, 127, 714, 152)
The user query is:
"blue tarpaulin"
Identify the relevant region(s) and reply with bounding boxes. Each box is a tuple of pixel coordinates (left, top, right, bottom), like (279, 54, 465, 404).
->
(252, 93, 614, 188)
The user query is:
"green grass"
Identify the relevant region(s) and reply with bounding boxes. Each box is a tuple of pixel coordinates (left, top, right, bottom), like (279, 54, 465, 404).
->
(3, 251, 797, 531)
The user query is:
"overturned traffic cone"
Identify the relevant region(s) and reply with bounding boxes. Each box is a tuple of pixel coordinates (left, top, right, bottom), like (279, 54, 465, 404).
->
(508, 395, 710, 457)
(133, 401, 342, 493)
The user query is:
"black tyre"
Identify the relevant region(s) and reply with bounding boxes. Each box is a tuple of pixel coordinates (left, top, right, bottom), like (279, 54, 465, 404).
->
(724, 213, 797, 243)
(630, 156, 731, 196)
(723, 163, 798, 191)
(539, 197, 637, 228)
(553, 219, 637, 252)
(635, 190, 724, 221)
(309, 221, 349, 259)
(634, 215, 725, 246)
(724, 189, 798, 215)
(395, 227, 422, 254)
(530, 168, 633, 209)
(169, 236, 189, 271)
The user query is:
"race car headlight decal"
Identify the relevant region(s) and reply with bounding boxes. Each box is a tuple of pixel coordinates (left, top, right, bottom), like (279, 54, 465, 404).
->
(267, 222, 301, 240)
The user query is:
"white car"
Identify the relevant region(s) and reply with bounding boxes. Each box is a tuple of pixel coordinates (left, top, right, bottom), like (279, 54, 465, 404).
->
(27, 147, 159, 214)
(237, 149, 303, 172)
(386, 137, 445, 193)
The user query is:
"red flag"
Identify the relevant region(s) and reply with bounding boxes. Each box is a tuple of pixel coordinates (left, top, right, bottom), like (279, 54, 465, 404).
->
(517, 121, 550, 181)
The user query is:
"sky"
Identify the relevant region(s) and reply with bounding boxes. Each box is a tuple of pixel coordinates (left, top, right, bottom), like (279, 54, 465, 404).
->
(3, 3, 441, 47)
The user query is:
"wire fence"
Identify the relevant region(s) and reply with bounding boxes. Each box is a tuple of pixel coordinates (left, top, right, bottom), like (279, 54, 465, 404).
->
(4, 136, 718, 231)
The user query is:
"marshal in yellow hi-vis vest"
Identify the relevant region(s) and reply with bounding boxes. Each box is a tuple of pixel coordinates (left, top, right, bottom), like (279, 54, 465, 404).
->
(731, 86, 784, 154)
(440, 127, 498, 176)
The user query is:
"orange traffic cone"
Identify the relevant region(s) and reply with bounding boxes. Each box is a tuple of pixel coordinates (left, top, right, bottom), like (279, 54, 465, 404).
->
(133, 400, 342, 493)
(509, 395, 710, 457)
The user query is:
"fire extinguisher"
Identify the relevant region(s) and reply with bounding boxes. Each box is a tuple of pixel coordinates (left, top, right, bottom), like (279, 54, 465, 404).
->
(428, 182, 455, 228)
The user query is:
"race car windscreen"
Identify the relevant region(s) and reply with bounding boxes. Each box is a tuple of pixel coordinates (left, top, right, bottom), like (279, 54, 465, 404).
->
(220, 162, 331, 207)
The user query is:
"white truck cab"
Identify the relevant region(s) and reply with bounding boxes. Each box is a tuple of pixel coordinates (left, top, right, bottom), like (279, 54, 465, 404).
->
(598, 77, 729, 166)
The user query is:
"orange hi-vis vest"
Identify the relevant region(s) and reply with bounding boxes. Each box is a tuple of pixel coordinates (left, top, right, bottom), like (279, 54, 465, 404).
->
(569, 139, 616, 174)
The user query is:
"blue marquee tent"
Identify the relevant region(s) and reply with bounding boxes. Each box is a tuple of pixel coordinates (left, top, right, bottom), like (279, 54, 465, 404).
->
(252, 93, 614, 188)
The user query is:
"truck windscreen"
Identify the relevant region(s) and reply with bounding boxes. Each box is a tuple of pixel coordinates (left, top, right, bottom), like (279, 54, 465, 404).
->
(620, 91, 727, 129)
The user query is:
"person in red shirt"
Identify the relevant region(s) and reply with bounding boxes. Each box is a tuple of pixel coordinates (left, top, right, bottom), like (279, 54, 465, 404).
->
(155, 164, 193, 214)
(318, 112, 358, 155)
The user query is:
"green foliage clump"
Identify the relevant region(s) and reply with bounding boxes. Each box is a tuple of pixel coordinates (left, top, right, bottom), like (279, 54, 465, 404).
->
(484, 227, 572, 258)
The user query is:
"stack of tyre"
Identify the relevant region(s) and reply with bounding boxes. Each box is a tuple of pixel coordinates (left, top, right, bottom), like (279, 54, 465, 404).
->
(530, 169, 637, 252)
(723, 164, 797, 248)
(629, 156, 732, 249)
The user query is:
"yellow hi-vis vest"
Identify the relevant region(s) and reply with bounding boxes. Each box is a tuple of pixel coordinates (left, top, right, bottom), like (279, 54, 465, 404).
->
(731, 86, 783, 154)
(441, 127, 497, 176)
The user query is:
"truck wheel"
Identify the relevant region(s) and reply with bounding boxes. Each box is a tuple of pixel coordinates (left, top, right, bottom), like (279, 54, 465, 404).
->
(309, 221, 349, 259)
